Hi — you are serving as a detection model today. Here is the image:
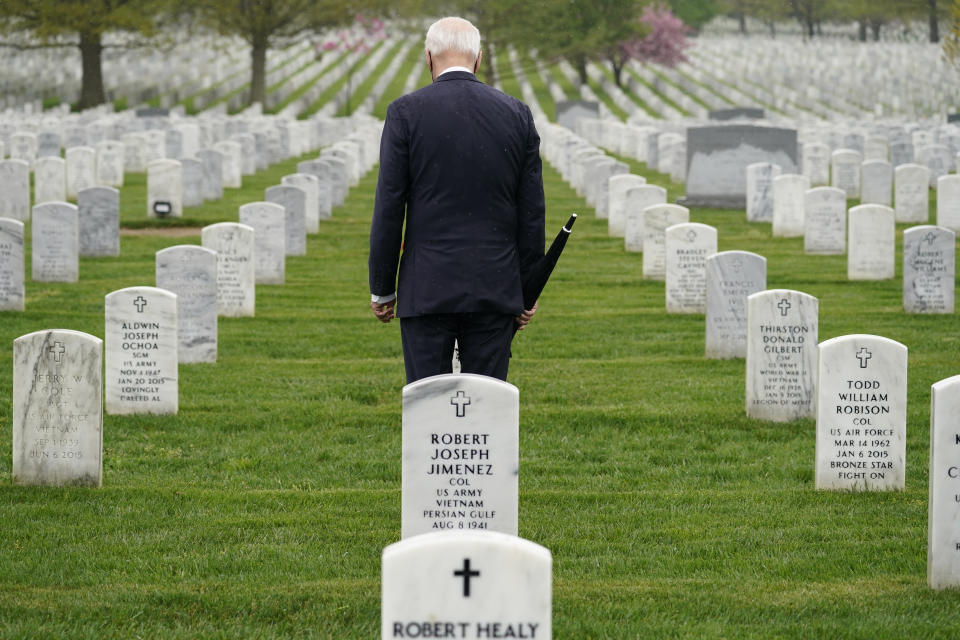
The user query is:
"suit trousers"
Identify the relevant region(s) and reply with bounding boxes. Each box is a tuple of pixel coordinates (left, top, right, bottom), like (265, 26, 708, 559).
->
(400, 312, 515, 383)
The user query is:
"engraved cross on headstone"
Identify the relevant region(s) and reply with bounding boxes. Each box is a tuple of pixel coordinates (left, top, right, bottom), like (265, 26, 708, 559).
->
(453, 558, 480, 597)
(686, 229, 698, 243)
(133, 296, 148, 312)
(925, 231, 938, 245)
(450, 390, 471, 418)
(856, 347, 872, 368)
(48, 341, 65, 362)
(778, 298, 791, 316)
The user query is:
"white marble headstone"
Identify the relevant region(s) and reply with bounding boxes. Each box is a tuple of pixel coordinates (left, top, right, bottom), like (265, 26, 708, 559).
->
(238, 202, 285, 285)
(0, 159, 30, 221)
(746, 289, 818, 422)
(803, 186, 846, 255)
(802, 142, 830, 186)
(936, 174, 960, 233)
(197, 149, 224, 201)
(34, 156, 66, 204)
(746, 162, 781, 223)
(623, 185, 667, 250)
(180, 157, 205, 208)
(815, 334, 906, 491)
(402, 374, 518, 539)
(607, 174, 646, 237)
(265, 184, 307, 257)
(10, 132, 37, 169)
(928, 375, 960, 589)
(894, 163, 930, 224)
(848, 204, 895, 280)
(295, 159, 333, 220)
(282, 173, 321, 234)
(642, 204, 689, 281)
(147, 159, 183, 218)
(32, 202, 79, 283)
(104, 286, 178, 415)
(77, 186, 120, 257)
(902, 225, 955, 314)
(664, 222, 716, 314)
(831, 149, 862, 199)
(95, 140, 125, 188)
(772, 174, 809, 238)
(0, 217, 25, 311)
(705, 251, 766, 359)
(214, 141, 243, 189)
(65, 146, 96, 200)
(860, 160, 892, 207)
(155, 245, 217, 363)
(382, 531, 551, 640)
(201, 222, 256, 317)
(12, 329, 103, 487)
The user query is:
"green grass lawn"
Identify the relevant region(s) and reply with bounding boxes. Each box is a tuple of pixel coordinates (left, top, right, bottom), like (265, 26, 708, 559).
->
(2, 77, 960, 638)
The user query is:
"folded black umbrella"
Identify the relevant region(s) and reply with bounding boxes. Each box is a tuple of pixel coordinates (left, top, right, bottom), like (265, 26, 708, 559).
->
(521, 213, 578, 310)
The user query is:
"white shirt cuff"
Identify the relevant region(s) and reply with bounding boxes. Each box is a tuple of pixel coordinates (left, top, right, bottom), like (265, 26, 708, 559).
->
(371, 292, 397, 304)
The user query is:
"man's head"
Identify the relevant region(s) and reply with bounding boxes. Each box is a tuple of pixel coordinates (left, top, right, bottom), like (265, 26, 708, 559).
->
(424, 16, 482, 80)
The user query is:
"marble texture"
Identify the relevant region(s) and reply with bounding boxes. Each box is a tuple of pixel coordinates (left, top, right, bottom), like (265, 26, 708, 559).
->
(147, 159, 183, 218)
(265, 184, 307, 256)
(0, 160, 30, 221)
(12, 329, 103, 487)
(214, 141, 243, 189)
(33, 156, 66, 204)
(321, 154, 348, 206)
(894, 163, 930, 223)
(197, 149, 224, 201)
(381, 531, 552, 640)
(623, 185, 667, 250)
(95, 140, 125, 188)
(296, 159, 333, 220)
(890, 141, 914, 167)
(235, 133, 256, 176)
(180, 157, 204, 208)
(802, 142, 830, 186)
(122, 134, 147, 173)
(0, 217, 25, 311)
(903, 225, 955, 313)
(831, 149, 862, 198)
(155, 245, 217, 363)
(105, 286, 178, 415)
(746, 289, 818, 422)
(665, 222, 717, 314)
(705, 251, 766, 359)
(864, 136, 889, 162)
(66, 147, 96, 200)
(815, 334, 907, 491)
(77, 186, 120, 258)
(848, 204, 895, 280)
(402, 374, 519, 539)
(772, 174, 809, 238)
(936, 175, 960, 232)
(607, 174, 646, 237)
(201, 222, 256, 317)
(746, 162, 781, 222)
(860, 160, 892, 206)
(282, 173, 321, 233)
(928, 375, 960, 588)
(36, 132, 60, 158)
(165, 129, 183, 160)
(32, 202, 78, 282)
(642, 204, 689, 281)
(804, 186, 846, 255)
(143, 130, 167, 163)
(239, 202, 285, 285)
(10, 132, 37, 169)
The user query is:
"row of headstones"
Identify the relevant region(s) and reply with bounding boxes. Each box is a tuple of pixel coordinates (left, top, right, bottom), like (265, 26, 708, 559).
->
(544, 120, 960, 591)
(8, 116, 384, 479)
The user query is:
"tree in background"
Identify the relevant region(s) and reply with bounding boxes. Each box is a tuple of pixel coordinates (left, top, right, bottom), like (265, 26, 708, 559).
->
(943, 0, 960, 60)
(0, 0, 171, 110)
(190, 0, 351, 107)
(317, 14, 387, 115)
(666, 0, 720, 31)
(620, 4, 691, 77)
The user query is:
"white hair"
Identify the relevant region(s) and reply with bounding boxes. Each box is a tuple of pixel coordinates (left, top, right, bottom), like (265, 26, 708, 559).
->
(424, 17, 481, 57)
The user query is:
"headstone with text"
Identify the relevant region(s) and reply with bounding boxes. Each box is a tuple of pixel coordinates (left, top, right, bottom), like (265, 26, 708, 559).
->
(402, 374, 518, 539)
(381, 531, 552, 640)
(66, 147, 96, 200)
(705, 251, 766, 359)
(104, 286, 178, 415)
(772, 174, 809, 238)
(746, 289, 818, 421)
(848, 204, 895, 280)
(804, 186, 846, 255)
(34, 156, 66, 204)
(643, 204, 689, 281)
(201, 222, 256, 317)
(665, 222, 717, 314)
(32, 202, 78, 283)
(0, 218, 25, 311)
(155, 245, 217, 363)
(12, 329, 103, 487)
(815, 334, 906, 491)
(77, 186, 120, 258)
(746, 162, 781, 222)
(903, 225, 955, 313)
(929, 375, 960, 589)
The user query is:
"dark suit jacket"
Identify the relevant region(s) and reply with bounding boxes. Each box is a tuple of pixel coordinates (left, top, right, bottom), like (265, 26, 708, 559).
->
(368, 70, 545, 318)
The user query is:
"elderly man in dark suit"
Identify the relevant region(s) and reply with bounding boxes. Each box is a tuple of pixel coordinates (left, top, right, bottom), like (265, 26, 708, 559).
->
(368, 16, 545, 384)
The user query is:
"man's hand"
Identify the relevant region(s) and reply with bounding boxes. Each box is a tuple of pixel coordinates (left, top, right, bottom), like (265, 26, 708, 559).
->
(371, 299, 396, 323)
(515, 301, 538, 331)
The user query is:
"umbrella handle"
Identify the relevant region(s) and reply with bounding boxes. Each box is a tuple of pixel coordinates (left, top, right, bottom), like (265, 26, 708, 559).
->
(562, 213, 577, 234)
